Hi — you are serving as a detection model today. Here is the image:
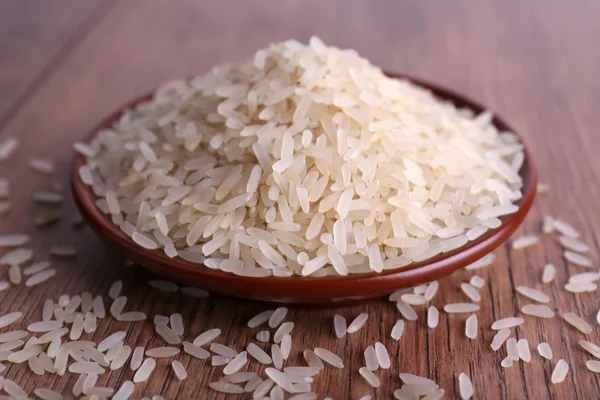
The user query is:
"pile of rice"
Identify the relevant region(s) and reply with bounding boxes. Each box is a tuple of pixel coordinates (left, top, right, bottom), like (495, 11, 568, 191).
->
(78, 37, 524, 277)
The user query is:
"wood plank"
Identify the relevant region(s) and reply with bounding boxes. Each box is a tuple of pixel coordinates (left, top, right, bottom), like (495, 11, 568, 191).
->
(1, 0, 600, 398)
(0, 0, 108, 126)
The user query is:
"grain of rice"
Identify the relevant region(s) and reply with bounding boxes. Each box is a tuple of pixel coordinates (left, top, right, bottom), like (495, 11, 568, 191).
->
(460, 283, 481, 302)
(521, 304, 555, 318)
(423, 281, 439, 301)
(359, 366, 380, 387)
(551, 359, 568, 383)
(563, 312, 592, 334)
(402, 382, 439, 396)
(130, 346, 145, 370)
(271, 343, 284, 369)
(24, 268, 56, 287)
(580, 340, 600, 358)
(333, 315, 347, 338)
(469, 276, 485, 288)
(516, 286, 549, 303)
(491, 329, 511, 351)
(0, 330, 27, 343)
(273, 321, 294, 344)
(347, 313, 368, 333)
(110, 296, 127, 318)
(537, 342, 553, 359)
(511, 235, 538, 249)
(246, 342, 272, 364)
(303, 349, 325, 370)
(265, 367, 295, 393)
(0, 281, 9, 291)
(564, 282, 597, 293)
(393, 389, 419, 400)
(458, 373, 473, 399)
(3, 379, 27, 398)
(501, 356, 513, 368)
(491, 317, 524, 330)
(465, 254, 495, 270)
(28, 320, 62, 333)
(427, 306, 439, 328)
(269, 307, 288, 328)
(508, 338, 521, 361)
(98, 331, 126, 352)
(248, 310, 274, 328)
(541, 264, 556, 284)
(553, 220, 579, 238)
(69, 361, 105, 374)
(145, 346, 180, 358)
(8, 344, 42, 363)
(444, 303, 480, 313)
(223, 351, 248, 375)
(113, 381, 135, 400)
(211, 343, 238, 357)
(517, 338, 531, 362)
(148, 279, 178, 292)
(464, 314, 478, 339)
(0, 311, 22, 328)
(183, 341, 210, 359)
(0, 234, 29, 247)
(563, 251, 593, 267)
(23, 261, 51, 276)
(280, 334, 292, 360)
(134, 358, 156, 383)
(171, 360, 187, 380)
(170, 313, 184, 335)
(0, 248, 32, 266)
(34, 388, 65, 400)
(401, 294, 426, 305)
(374, 342, 390, 369)
(396, 301, 418, 320)
(193, 328, 221, 346)
(558, 236, 589, 253)
(156, 323, 181, 345)
(390, 320, 405, 341)
(109, 280, 122, 299)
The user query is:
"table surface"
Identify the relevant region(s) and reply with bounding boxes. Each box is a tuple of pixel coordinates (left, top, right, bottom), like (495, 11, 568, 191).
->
(1, 0, 600, 399)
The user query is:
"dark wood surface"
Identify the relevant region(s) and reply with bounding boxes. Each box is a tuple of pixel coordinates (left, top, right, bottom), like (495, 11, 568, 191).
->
(1, 1, 599, 398)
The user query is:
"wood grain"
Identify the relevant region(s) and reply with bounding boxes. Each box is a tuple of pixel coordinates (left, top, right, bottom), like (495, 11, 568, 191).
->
(0, 0, 111, 127)
(1, 0, 600, 398)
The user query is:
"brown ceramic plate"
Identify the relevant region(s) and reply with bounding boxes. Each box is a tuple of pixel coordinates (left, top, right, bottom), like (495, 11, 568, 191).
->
(71, 73, 537, 305)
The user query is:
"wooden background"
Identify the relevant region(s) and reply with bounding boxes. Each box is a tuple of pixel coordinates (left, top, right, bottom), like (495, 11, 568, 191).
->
(1, 0, 600, 398)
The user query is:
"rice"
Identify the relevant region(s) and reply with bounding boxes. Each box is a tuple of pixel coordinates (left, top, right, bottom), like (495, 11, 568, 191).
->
(501, 356, 513, 368)
(274, 322, 294, 343)
(558, 236, 589, 253)
(133, 358, 156, 383)
(248, 310, 274, 328)
(542, 264, 556, 283)
(521, 304, 555, 318)
(156, 323, 181, 345)
(563, 251, 593, 267)
(34, 388, 65, 400)
(28, 320, 62, 332)
(98, 331, 126, 352)
(465, 315, 478, 339)
(183, 341, 210, 359)
(269, 307, 288, 328)
(145, 346, 180, 358)
(29, 158, 55, 174)
(0, 137, 19, 160)
(333, 315, 347, 338)
(25, 268, 57, 287)
(553, 220, 579, 238)
(465, 254, 495, 270)
(110, 345, 132, 370)
(247, 343, 272, 364)
(0, 234, 29, 247)
(223, 351, 248, 375)
(579, 340, 600, 358)
(193, 328, 221, 346)
(460, 283, 481, 302)
(423, 281, 439, 301)
(515, 286, 550, 303)
(374, 342, 390, 369)
(458, 373, 473, 399)
(491, 317, 524, 330)
(170, 313, 184, 335)
(551, 359, 569, 384)
(490, 329, 511, 351)
(359, 367, 381, 388)
(391, 320, 405, 341)
(314, 347, 344, 368)
(444, 303, 480, 313)
(3, 379, 27, 398)
(396, 301, 418, 320)
(562, 312, 592, 334)
(210, 343, 238, 357)
(537, 342, 553, 359)
(0, 311, 22, 328)
(518, 339, 531, 362)
(113, 381, 135, 400)
(511, 235, 539, 249)
(80, 38, 524, 277)
(69, 361, 105, 374)
(108, 280, 123, 299)
(271, 343, 283, 369)
(427, 306, 439, 328)
(469, 276, 485, 289)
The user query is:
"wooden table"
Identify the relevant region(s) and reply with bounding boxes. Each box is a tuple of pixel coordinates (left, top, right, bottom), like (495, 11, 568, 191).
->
(1, 0, 599, 398)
